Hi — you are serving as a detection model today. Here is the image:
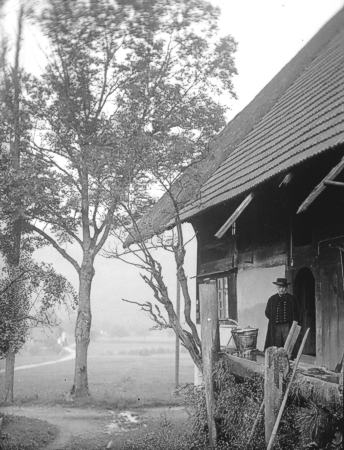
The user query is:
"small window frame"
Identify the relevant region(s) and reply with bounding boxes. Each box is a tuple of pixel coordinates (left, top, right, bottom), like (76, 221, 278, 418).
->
(196, 270, 237, 325)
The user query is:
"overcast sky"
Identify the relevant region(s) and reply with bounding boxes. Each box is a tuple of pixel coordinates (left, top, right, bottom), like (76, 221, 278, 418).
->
(213, 0, 343, 120)
(3, 0, 344, 336)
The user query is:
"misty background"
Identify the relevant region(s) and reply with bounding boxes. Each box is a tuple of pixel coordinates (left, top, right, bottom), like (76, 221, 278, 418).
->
(2, 0, 343, 342)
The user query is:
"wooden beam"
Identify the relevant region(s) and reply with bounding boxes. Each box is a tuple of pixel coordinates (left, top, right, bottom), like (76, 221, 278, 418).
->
(323, 180, 344, 188)
(215, 192, 254, 239)
(222, 352, 264, 377)
(200, 281, 220, 448)
(222, 353, 342, 408)
(297, 156, 344, 214)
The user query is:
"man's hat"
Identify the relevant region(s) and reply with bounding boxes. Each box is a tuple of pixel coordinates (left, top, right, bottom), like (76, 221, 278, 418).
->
(273, 277, 290, 287)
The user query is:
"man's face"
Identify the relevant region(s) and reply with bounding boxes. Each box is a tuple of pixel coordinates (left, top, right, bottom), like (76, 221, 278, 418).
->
(277, 285, 287, 295)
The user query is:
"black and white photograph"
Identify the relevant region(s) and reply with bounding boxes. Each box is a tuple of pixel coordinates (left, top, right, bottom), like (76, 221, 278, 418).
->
(0, 1, 343, 448)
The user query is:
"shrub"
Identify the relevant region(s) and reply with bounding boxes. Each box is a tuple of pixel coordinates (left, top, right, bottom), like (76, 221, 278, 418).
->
(181, 360, 266, 449)
(0, 414, 58, 450)
(122, 416, 195, 450)
(294, 400, 343, 449)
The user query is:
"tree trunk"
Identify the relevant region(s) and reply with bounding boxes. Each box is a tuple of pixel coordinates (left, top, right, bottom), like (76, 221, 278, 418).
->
(72, 258, 94, 397)
(4, 350, 15, 403)
(3, 4, 24, 405)
(165, 301, 202, 371)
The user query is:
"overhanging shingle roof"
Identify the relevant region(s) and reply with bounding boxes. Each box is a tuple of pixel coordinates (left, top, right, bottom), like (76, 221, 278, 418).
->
(125, 7, 344, 247)
(181, 26, 344, 219)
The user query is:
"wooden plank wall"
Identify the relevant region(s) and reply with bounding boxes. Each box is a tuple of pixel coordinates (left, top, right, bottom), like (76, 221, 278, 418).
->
(287, 243, 344, 370)
(318, 255, 344, 369)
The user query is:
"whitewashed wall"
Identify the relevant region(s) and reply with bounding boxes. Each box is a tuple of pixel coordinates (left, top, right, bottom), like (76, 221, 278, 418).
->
(237, 265, 286, 350)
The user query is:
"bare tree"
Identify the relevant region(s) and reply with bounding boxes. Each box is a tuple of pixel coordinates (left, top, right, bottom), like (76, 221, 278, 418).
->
(113, 203, 202, 370)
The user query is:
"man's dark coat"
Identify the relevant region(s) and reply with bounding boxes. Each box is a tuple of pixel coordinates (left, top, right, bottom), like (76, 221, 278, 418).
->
(264, 293, 298, 349)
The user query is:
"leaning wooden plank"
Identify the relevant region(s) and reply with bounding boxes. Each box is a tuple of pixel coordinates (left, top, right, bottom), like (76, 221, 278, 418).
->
(288, 325, 301, 357)
(215, 192, 254, 239)
(283, 321, 301, 358)
(297, 156, 344, 213)
(283, 321, 297, 353)
(267, 328, 310, 450)
(246, 400, 264, 447)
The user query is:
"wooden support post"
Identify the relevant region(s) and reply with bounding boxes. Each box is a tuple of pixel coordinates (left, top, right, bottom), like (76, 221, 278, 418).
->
(247, 322, 300, 448)
(200, 280, 220, 449)
(264, 347, 289, 445)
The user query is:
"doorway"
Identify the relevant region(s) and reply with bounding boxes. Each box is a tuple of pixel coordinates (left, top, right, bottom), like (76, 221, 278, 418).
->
(294, 268, 316, 356)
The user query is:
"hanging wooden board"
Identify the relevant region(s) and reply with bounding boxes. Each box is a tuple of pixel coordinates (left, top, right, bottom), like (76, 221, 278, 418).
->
(297, 156, 344, 214)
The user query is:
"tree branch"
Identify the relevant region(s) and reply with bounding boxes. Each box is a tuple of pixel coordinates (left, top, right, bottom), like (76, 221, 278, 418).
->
(11, 314, 54, 326)
(0, 270, 28, 295)
(122, 298, 170, 329)
(29, 215, 82, 248)
(29, 224, 80, 274)
(93, 206, 115, 255)
(32, 145, 82, 193)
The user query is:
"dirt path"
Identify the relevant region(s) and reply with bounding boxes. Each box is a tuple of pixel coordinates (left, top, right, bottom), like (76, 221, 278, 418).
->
(0, 403, 188, 449)
(0, 347, 75, 375)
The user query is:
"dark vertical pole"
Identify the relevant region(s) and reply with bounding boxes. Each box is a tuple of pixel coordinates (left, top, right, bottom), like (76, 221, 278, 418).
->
(175, 277, 180, 389)
(200, 280, 220, 448)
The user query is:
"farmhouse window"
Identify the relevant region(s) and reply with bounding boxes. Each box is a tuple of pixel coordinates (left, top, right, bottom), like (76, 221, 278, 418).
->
(216, 273, 237, 322)
(196, 271, 237, 324)
(217, 277, 228, 320)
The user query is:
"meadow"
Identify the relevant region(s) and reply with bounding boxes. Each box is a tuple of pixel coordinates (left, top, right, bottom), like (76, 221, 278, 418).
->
(0, 338, 195, 407)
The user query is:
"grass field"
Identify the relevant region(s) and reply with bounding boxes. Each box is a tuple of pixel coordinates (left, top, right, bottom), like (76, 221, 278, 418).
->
(0, 338, 194, 407)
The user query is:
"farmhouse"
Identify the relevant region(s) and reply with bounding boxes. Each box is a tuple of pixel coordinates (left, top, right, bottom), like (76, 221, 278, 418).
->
(127, 8, 344, 372)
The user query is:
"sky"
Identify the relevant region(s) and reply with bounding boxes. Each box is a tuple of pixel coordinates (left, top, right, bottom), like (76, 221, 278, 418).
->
(2, 0, 344, 337)
(213, 0, 343, 120)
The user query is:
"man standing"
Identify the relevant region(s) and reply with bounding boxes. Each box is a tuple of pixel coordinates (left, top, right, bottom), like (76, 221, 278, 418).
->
(264, 278, 298, 349)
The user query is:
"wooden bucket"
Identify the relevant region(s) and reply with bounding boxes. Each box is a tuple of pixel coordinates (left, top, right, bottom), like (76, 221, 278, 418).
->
(232, 328, 258, 352)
